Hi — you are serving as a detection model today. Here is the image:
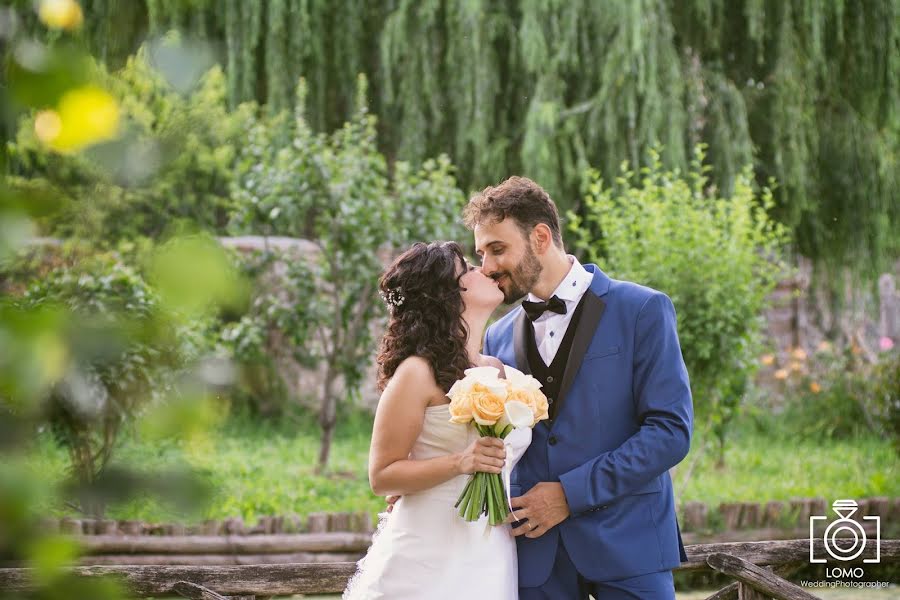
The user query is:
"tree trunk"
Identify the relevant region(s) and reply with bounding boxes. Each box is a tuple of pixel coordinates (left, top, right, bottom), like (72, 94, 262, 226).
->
(316, 365, 340, 474)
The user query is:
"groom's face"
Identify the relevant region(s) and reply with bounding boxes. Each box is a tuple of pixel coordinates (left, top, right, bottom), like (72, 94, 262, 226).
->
(473, 217, 543, 304)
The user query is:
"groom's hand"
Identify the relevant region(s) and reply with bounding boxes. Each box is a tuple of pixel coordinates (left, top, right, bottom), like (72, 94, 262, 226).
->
(506, 482, 570, 538)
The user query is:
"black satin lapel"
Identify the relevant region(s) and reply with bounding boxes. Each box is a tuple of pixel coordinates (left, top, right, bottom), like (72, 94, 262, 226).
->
(513, 310, 531, 375)
(555, 292, 606, 414)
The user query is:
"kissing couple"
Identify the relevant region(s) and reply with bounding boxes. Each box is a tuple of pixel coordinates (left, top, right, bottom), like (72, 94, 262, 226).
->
(343, 177, 693, 599)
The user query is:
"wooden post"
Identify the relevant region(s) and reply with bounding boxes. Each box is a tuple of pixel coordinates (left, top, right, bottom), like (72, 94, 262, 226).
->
(306, 513, 329, 534)
(704, 564, 802, 600)
(706, 553, 821, 600)
(172, 581, 256, 600)
(330, 513, 351, 532)
(283, 514, 303, 534)
(352, 511, 373, 533)
(119, 520, 143, 535)
(223, 518, 245, 535)
(202, 520, 223, 536)
(683, 501, 709, 532)
(739, 504, 761, 529)
(737, 581, 769, 600)
(719, 503, 743, 530)
(763, 502, 785, 527)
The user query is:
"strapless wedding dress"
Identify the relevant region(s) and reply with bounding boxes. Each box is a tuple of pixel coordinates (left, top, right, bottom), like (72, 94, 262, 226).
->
(342, 403, 518, 599)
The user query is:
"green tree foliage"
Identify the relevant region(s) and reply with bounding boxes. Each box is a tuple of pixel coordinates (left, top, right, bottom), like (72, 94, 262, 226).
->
(569, 148, 789, 464)
(6, 24, 469, 472)
(228, 76, 467, 470)
(19, 251, 176, 510)
(0, 13, 237, 598)
(7, 41, 248, 243)
(36, 0, 897, 274)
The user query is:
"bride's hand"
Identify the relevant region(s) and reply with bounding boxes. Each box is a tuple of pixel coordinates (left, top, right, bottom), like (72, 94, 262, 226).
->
(456, 437, 506, 475)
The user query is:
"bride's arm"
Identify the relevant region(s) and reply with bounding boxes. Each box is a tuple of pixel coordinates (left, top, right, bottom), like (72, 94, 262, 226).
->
(368, 356, 505, 497)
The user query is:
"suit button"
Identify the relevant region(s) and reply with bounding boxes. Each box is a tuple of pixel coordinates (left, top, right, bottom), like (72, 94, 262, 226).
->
(548, 436, 558, 446)
(547, 397, 554, 404)
(546, 375, 554, 383)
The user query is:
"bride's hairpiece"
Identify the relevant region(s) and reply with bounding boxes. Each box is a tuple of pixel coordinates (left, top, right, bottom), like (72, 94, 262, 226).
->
(380, 287, 406, 312)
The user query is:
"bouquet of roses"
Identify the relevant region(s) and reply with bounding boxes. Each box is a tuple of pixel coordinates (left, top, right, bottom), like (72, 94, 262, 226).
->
(447, 365, 549, 525)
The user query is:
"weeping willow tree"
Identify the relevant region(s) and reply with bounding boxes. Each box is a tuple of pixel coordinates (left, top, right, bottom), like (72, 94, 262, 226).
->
(13, 0, 900, 274)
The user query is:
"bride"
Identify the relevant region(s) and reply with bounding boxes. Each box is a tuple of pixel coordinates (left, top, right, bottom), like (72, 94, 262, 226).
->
(343, 241, 517, 599)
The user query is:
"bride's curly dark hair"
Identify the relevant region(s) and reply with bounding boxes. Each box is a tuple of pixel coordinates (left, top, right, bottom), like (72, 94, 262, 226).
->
(376, 241, 472, 393)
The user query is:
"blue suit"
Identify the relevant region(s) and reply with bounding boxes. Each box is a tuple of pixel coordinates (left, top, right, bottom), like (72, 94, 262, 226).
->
(483, 265, 692, 596)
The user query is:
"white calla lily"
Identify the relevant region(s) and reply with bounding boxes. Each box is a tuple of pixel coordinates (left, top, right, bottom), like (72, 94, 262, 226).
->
(484, 380, 509, 401)
(446, 378, 464, 399)
(503, 400, 535, 428)
(504, 365, 543, 391)
(463, 366, 501, 382)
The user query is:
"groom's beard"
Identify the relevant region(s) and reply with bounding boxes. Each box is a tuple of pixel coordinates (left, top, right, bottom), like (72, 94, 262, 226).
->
(497, 246, 542, 304)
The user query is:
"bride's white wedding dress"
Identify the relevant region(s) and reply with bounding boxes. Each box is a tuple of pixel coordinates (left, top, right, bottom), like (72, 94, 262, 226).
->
(342, 403, 519, 599)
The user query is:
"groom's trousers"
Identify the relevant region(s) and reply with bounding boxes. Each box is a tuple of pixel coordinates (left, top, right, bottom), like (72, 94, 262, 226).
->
(518, 541, 676, 600)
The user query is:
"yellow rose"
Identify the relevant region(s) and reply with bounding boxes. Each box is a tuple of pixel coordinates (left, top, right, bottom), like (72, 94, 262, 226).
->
(448, 391, 474, 424)
(505, 387, 536, 411)
(532, 392, 550, 422)
(470, 383, 505, 425)
(506, 385, 549, 422)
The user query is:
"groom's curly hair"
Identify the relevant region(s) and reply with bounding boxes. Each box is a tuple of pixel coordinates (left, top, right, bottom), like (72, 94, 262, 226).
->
(463, 176, 564, 248)
(376, 241, 471, 393)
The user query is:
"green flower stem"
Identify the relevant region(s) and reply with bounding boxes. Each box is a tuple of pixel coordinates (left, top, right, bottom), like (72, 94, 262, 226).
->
(455, 426, 513, 524)
(466, 474, 480, 521)
(486, 472, 497, 524)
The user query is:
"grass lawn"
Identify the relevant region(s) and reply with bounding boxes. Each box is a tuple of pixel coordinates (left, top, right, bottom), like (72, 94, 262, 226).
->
(671, 424, 898, 506)
(25, 409, 899, 524)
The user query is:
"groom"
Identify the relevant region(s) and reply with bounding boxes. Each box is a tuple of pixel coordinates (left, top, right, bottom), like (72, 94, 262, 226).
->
(468, 176, 693, 599)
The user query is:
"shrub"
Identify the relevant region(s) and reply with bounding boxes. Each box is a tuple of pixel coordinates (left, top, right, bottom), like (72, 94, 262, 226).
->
(772, 342, 899, 446)
(569, 147, 789, 464)
(867, 349, 900, 453)
(228, 76, 467, 470)
(8, 43, 249, 243)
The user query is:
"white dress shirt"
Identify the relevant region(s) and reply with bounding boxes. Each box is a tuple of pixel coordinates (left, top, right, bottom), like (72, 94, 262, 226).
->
(526, 255, 594, 365)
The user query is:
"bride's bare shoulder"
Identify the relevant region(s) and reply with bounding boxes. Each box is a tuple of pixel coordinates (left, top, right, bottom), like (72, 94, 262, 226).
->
(392, 356, 440, 387)
(478, 355, 506, 377)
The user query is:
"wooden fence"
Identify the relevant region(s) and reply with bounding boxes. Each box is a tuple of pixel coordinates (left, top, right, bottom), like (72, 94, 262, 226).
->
(47, 497, 898, 537)
(25, 497, 896, 567)
(1, 539, 896, 599)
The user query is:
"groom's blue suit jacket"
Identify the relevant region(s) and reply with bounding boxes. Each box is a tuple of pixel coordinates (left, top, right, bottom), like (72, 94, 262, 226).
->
(483, 264, 693, 587)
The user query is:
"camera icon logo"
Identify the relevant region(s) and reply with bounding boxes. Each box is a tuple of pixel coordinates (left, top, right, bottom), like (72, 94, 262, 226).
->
(809, 499, 880, 563)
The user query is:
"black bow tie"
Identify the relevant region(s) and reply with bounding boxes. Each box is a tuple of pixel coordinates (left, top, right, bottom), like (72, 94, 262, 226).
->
(521, 295, 567, 322)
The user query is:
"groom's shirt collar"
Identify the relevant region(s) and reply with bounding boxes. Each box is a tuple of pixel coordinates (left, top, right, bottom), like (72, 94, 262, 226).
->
(526, 254, 593, 306)
(524, 255, 593, 365)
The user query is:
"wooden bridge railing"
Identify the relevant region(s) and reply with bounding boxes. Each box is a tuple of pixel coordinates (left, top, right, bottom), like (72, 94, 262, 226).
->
(0, 539, 896, 599)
